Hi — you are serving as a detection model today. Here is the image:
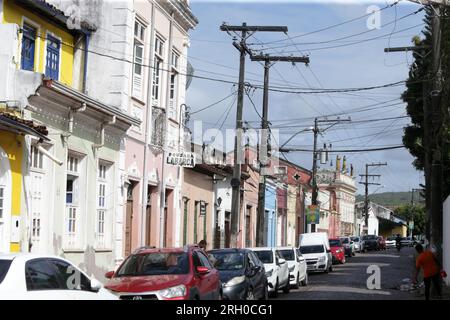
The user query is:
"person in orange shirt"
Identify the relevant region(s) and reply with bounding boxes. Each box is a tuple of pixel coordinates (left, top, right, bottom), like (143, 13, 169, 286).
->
(413, 243, 442, 300)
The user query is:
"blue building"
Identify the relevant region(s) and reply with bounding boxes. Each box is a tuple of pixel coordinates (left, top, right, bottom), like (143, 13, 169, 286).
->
(265, 179, 277, 247)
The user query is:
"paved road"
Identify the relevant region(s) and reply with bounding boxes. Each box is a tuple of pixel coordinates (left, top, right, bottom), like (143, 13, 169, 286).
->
(274, 247, 436, 300)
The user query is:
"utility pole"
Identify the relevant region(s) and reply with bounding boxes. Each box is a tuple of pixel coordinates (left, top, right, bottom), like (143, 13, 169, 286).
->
(384, 44, 432, 241)
(359, 162, 387, 235)
(250, 54, 310, 247)
(220, 23, 288, 248)
(429, 2, 443, 261)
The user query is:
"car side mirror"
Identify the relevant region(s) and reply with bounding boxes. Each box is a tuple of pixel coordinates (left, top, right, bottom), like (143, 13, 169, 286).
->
(196, 266, 210, 274)
(90, 278, 102, 293)
(105, 271, 114, 279)
(278, 258, 286, 265)
(326, 249, 331, 253)
(350, 241, 354, 245)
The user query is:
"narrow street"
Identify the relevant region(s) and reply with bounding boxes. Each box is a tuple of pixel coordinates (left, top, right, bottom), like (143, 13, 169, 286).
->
(276, 247, 426, 300)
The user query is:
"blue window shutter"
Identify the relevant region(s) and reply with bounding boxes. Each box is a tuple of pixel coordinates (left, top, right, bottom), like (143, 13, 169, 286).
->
(45, 36, 60, 80)
(21, 24, 36, 71)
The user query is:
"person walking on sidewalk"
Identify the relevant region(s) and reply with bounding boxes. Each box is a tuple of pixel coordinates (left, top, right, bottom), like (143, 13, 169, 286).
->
(413, 243, 442, 300)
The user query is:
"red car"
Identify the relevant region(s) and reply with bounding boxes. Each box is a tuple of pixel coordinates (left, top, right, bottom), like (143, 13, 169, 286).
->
(329, 238, 346, 264)
(104, 246, 222, 300)
(378, 236, 387, 250)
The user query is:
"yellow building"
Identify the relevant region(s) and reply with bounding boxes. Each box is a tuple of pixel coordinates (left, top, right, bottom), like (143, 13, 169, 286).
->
(0, 110, 48, 252)
(1, 0, 79, 252)
(2, 0, 75, 86)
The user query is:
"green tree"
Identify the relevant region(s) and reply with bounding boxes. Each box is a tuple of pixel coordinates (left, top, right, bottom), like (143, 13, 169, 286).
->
(402, 7, 450, 200)
(394, 205, 426, 236)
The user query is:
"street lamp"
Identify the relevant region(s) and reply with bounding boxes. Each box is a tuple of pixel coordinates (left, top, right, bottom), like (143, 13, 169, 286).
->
(280, 126, 314, 149)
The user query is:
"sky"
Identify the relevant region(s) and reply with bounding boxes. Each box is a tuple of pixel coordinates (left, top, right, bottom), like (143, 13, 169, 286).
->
(184, 0, 426, 195)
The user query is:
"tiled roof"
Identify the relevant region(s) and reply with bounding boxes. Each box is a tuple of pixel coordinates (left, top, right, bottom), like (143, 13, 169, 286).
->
(0, 111, 48, 136)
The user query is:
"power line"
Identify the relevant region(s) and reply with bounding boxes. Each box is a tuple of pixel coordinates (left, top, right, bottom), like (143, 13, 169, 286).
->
(247, 1, 399, 46)
(190, 90, 237, 115)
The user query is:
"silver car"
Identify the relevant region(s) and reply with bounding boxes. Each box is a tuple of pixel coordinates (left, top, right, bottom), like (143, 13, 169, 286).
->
(350, 236, 364, 253)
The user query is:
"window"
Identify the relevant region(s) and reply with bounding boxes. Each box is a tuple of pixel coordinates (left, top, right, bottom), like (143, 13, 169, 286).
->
(171, 51, 179, 70)
(45, 35, 60, 80)
(25, 259, 62, 291)
(21, 23, 36, 71)
(152, 59, 162, 105)
(132, 42, 144, 98)
(30, 145, 44, 169)
(97, 162, 110, 248)
(155, 36, 164, 57)
(0, 260, 12, 284)
(0, 187, 4, 219)
(134, 20, 145, 42)
(151, 107, 165, 147)
(32, 218, 40, 239)
(67, 155, 79, 173)
(65, 153, 82, 249)
(168, 73, 177, 120)
(51, 259, 92, 291)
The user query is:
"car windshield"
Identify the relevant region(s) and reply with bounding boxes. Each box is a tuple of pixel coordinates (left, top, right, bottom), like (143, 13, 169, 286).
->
(341, 238, 349, 244)
(387, 237, 395, 241)
(277, 250, 295, 261)
(362, 235, 377, 240)
(329, 239, 342, 247)
(116, 252, 189, 276)
(254, 250, 273, 264)
(0, 260, 12, 284)
(208, 252, 244, 271)
(300, 245, 324, 254)
(351, 237, 360, 242)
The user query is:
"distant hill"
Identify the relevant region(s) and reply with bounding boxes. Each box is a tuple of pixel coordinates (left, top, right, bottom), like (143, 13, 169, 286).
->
(355, 192, 424, 208)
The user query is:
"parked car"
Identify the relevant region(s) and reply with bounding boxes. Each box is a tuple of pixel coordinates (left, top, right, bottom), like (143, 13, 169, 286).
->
(299, 232, 333, 273)
(340, 236, 355, 257)
(361, 235, 380, 251)
(104, 246, 222, 300)
(207, 248, 268, 300)
(350, 236, 364, 253)
(378, 236, 387, 250)
(249, 247, 290, 298)
(385, 236, 396, 249)
(276, 247, 308, 288)
(0, 253, 116, 300)
(329, 238, 346, 264)
(401, 237, 414, 247)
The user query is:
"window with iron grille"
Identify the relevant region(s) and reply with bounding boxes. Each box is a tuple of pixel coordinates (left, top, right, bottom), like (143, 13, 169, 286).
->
(151, 107, 166, 147)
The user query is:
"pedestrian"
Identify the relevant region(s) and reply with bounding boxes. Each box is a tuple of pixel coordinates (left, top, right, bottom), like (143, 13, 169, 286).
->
(413, 243, 442, 300)
(198, 239, 207, 251)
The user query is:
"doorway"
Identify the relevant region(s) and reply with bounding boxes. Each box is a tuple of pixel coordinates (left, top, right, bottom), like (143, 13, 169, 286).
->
(125, 181, 137, 257)
(224, 211, 231, 248)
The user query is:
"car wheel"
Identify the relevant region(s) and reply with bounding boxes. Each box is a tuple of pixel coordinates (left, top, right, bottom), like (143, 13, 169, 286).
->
(246, 288, 255, 300)
(329, 264, 333, 272)
(301, 272, 308, 287)
(269, 280, 279, 298)
(352, 251, 355, 256)
(282, 281, 290, 294)
(341, 257, 346, 264)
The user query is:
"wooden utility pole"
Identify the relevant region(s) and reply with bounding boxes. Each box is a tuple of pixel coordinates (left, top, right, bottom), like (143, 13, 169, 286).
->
(359, 162, 387, 235)
(220, 23, 288, 247)
(250, 54, 310, 247)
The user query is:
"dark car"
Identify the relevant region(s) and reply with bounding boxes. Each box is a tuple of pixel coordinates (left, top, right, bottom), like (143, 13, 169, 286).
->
(104, 246, 222, 300)
(208, 249, 268, 300)
(361, 235, 380, 251)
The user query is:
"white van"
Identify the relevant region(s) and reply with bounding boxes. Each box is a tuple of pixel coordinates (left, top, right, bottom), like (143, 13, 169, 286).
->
(299, 232, 333, 273)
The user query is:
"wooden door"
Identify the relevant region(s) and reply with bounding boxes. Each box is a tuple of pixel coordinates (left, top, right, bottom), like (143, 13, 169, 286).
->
(125, 200, 133, 257)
